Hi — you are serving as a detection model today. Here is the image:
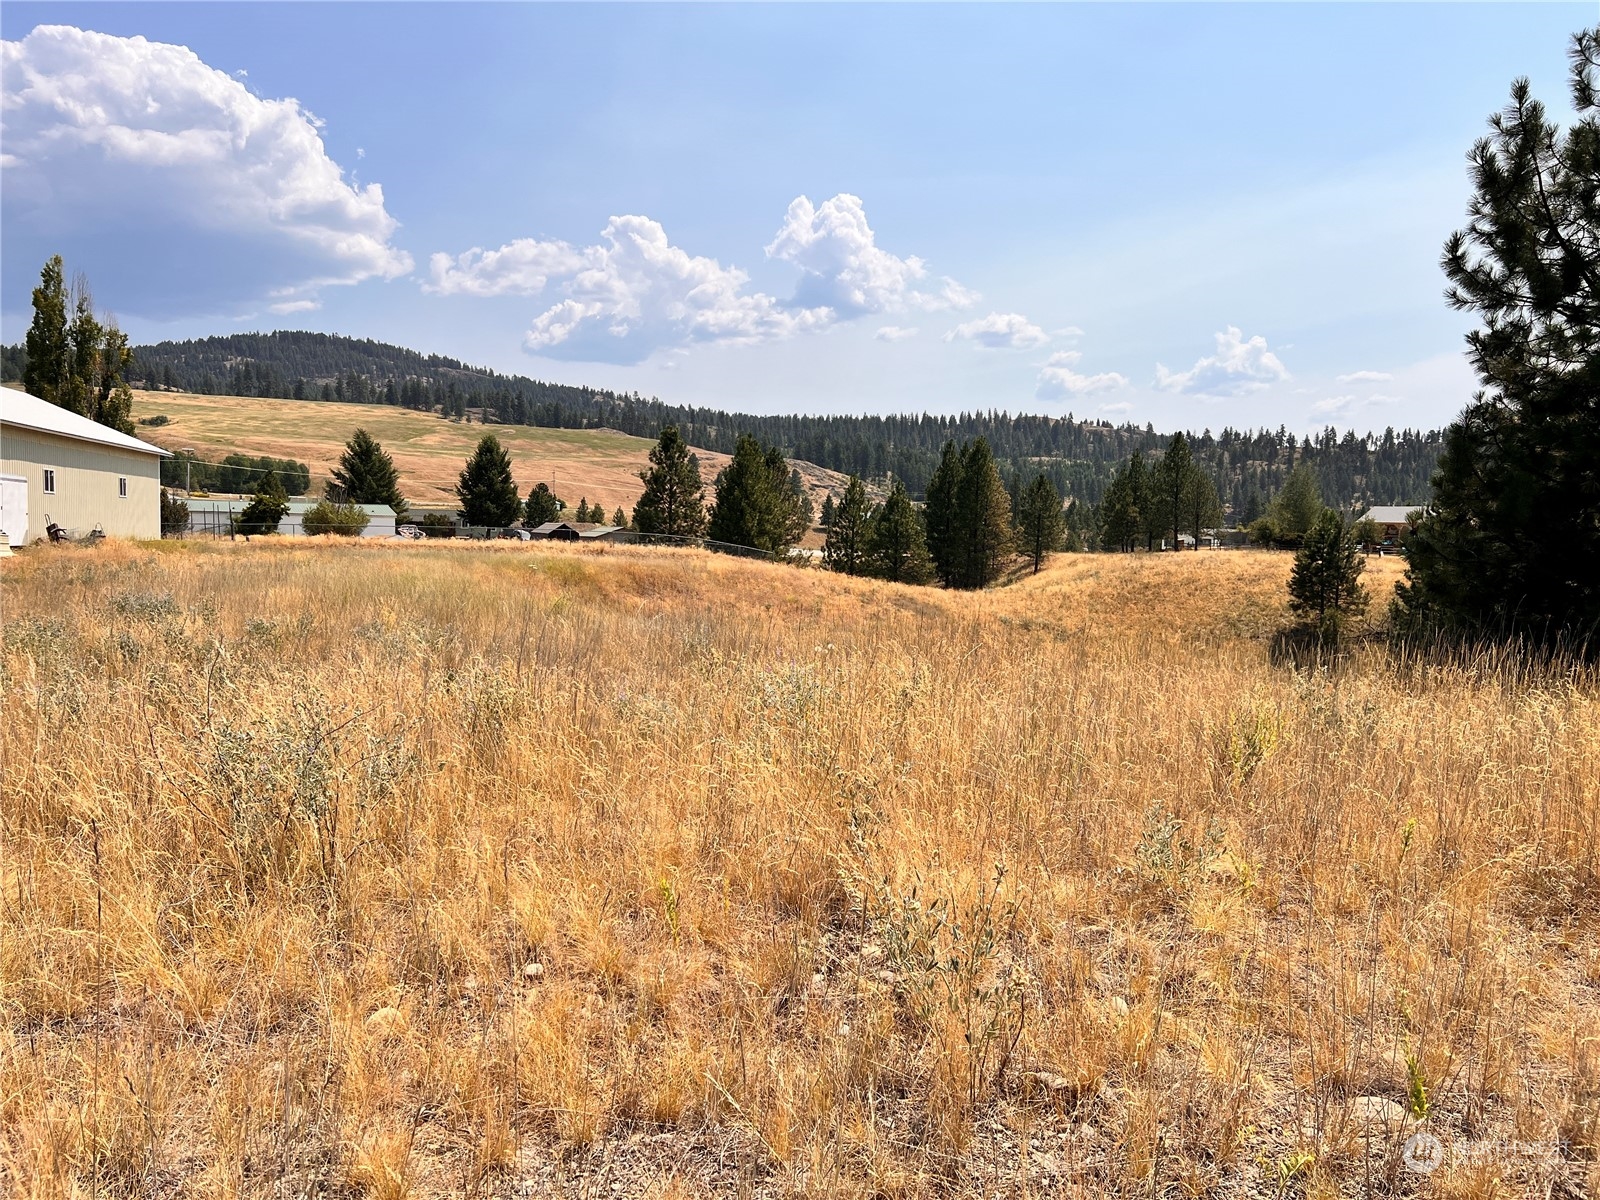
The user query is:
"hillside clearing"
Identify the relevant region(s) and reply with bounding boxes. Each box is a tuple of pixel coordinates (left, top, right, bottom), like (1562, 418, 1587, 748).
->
(2, 544, 1595, 1198)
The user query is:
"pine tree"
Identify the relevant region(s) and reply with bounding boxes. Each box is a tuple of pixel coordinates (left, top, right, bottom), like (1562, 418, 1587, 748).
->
(868, 480, 934, 584)
(611, 506, 627, 528)
(1099, 460, 1141, 552)
(1397, 27, 1600, 648)
(575, 498, 592, 523)
(1289, 509, 1369, 640)
(924, 440, 964, 586)
(236, 468, 290, 537)
(332, 428, 407, 519)
(1264, 463, 1324, 545)
(1016, 473, 1066, 574)
(23, 256, 68, 405)
(707, 435, 804, 554)
(1152, 432, 1193, 550)
(819, 493, 837, 528)
(523, 482, 563, 527)
(456, 434, 522, 527)
(21, 256, 135, 434)
(632, 425, 708, 538)
(823, 475, 872, 575)
(1125, 451, 1154, 550)
(952, 438, 1015, 588)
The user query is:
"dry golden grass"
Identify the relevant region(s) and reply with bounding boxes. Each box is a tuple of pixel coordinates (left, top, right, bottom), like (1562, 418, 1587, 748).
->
(2, 541, 1596, 1198)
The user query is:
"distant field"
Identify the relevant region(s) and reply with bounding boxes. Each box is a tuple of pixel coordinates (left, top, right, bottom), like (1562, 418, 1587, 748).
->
(128, 390, 843, 518)
(4, 541, 1594, 1198)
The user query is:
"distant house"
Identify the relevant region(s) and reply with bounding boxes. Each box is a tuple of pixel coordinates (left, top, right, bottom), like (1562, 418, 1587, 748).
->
(1359, 505, 1423, 547)
(529, 521, 626, 542)
(181, 498, 398, 538)
(0, 389, 171, 543)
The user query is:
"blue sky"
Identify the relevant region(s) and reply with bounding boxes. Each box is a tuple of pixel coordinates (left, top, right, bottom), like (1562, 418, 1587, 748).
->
(1, 3, 1590, 432)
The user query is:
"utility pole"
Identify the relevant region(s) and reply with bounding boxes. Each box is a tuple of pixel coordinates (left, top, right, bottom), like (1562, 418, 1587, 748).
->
(181, 448, 196, 496)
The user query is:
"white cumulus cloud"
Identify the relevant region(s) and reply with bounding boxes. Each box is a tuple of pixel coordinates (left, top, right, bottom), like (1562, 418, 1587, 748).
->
(1, 25, 413, 314)
(1035, 350, 1129, 400)
(1336, 369, 1393, 383)
(765, 194, 975, 314)
(944, 312, 1049, 350)
(875, 325, 919, 342)
(429, 194, 969, 363)
(1155, 326, 1289, 396)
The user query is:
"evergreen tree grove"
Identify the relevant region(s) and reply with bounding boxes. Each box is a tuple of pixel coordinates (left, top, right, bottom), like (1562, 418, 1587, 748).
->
(868, 480, 934, 584)
(707, 435, 806, 554)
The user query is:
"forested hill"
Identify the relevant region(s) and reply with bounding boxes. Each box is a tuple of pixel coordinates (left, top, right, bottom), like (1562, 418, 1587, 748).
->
(1, 330, 1444, 512)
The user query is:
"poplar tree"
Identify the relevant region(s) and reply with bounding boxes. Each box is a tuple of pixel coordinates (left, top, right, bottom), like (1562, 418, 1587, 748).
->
(456, 434, 522, 527)
(22, 256, 136, 434)
(823, 475, 872, 575)
(1398, 26, 1600, 648)
(868, 480, 934, 583)
(332, 428, 407, 519)
(632, 425, 708, 538)
(1016, 473, 1066, 574)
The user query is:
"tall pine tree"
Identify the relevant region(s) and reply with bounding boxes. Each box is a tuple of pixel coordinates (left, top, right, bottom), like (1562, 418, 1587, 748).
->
(952, 438, 1015, 588)
(1016, 474, 1066, 574)
(456, 434, 522, 527)
(632, 425, 708, 538)
(331, 428, 407, 519)
(924, 440, 965, 586)
(1398, 26, 1600, 649)
(868, 480, 934, 584)
(823, 475, 872, 575)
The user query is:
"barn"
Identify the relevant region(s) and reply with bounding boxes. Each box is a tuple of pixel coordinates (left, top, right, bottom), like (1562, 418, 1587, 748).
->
(0, 389, 171, 544)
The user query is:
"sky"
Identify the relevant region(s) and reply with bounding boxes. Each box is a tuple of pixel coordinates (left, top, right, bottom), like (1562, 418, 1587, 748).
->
(1, 3, 1591, 433)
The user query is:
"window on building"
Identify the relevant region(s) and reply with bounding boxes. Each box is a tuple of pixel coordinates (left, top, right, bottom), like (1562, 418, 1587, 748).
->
(119, 477, 128, 498)
(42, 469, 55, 494)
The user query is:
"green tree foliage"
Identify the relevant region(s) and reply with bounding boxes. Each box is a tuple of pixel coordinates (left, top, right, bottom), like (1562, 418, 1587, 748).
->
(455, 434, 522, 527)
(868, 480, 934, 584)
(301, 501, 371, 537)
(1151, 433, 1194, 550)
(22, 256, 136, 434)
(573, 498, 592, 522)
(1289, 509, 1370, 639)
(1125, 451, 1154, 549)
(1253, 463, 1324, 546)
(236, 468, 290, 537)
(1016, 473, 1066, 574)
(1397, 28, 1600, 649)
(523, 482, 564, 527)
(951, 438, 1016, 589)
(612, 506, 627, 528)
(823, 475, 872, 575)
(707, 435, 808, 554)
(819, 493, 836, 528)
(786, 468, 816, 543)
(1099, 459, 1142, 552)
(159, 489, 189, 538)
(632, 425, 709, 538)
(1181, 467, 1225, 545)
(923, 440, 965, 585)
(331, 428, 407, 519)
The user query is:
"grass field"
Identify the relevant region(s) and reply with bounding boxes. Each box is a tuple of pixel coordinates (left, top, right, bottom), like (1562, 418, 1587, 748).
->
(127, 390, 853, 518)
(2, 542, 1596, 1198)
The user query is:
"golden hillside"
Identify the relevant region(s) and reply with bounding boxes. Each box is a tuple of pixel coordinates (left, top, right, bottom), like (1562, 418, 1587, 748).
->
(128, 390, 848, 517)
(2, 542, 1595, 1198)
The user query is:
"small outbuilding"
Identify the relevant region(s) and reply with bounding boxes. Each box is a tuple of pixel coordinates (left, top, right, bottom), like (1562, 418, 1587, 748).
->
(0, 389, 171, 543)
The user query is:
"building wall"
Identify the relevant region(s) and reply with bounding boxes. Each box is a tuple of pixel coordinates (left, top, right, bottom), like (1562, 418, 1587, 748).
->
(0, 425, 163, 541)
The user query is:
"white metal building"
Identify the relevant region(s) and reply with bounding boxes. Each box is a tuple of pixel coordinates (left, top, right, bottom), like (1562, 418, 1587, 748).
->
(181, 498, 398, 538)
(0, 389, 171, 543)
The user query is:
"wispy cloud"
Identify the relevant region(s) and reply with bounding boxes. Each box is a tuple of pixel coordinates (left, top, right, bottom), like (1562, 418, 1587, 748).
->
(875, 325, 919, 342)
(1035, 350, 1129, 400)
(943, 311, 1049, 350)
(1155, 326, 1288, 396)
(1336, 369, 1393, 383)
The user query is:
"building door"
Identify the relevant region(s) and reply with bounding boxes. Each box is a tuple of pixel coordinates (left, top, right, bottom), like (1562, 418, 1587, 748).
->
(0, 473, 27, 543)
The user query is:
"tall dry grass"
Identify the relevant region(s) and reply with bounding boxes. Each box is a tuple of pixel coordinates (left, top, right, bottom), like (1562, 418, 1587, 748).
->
(2, 540, 1596, 1198)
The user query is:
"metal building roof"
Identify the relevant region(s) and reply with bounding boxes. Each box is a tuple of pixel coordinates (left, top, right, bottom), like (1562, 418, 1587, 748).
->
(0, 389, 171, 457)
(1361, 505, 1423, 524)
